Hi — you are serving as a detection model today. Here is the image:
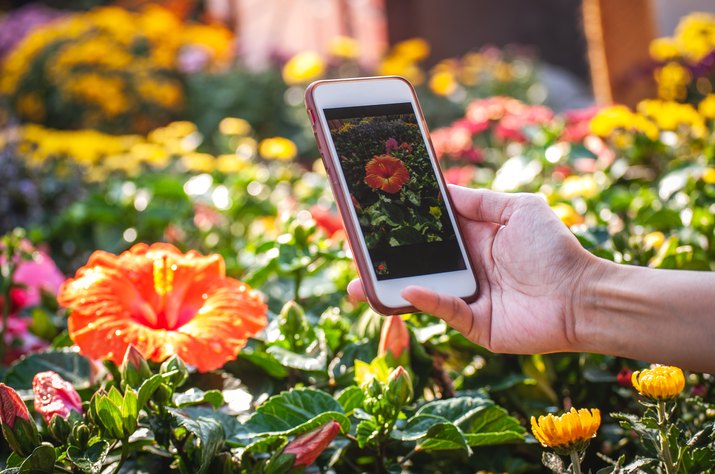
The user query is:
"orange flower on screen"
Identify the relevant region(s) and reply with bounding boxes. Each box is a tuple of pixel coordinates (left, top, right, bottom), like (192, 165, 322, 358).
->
(58, 243, 267, 372)
(364, 154, 410, 193)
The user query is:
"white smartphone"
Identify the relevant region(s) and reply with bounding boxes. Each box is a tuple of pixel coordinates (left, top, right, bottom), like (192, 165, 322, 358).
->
(305, 76, 478, 315)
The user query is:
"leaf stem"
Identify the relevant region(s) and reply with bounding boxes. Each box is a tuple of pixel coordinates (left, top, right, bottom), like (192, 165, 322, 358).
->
(657, 400, 677, 474)
(399, 447, 418, 466)
(111, 440, 129, 474)
(569, 449, 582, 474)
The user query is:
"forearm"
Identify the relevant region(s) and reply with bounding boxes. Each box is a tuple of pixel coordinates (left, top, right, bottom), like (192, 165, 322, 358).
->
(575, 256, 715, 373)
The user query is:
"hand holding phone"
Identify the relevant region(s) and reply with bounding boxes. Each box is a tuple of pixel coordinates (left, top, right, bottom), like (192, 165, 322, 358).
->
(305, 76, 478, 314)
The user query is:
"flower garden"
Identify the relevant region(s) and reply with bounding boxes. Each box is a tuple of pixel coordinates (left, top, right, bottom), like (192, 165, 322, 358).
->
(0, 3, 715, 473)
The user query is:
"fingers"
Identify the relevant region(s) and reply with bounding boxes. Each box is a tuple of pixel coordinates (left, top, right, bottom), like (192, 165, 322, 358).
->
(448, 185, 522, 225)
(347, 278, 366, 303)
(401, 285, 476, 339)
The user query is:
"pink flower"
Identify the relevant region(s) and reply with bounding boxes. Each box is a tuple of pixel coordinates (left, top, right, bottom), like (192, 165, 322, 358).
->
(32, 371, 82, 425)
(0, 383, 39, 455)
(465, 96, 526, 126)
(11, 248, 64, 309)
(444, 166, 476, 186)
(0, 383, 31, 429)
(0, 316, 47, 364)
(385, 137, 399, 153)
(494, 105, 554, 143)
(561, 106, 601, 142)
(283, 420, 341, 466)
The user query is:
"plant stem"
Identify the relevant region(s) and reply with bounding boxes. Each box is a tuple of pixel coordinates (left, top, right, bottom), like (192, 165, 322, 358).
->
(399, 447, 418, 466)
(0, 248, 16, 364)
(293, 268, 302, 302)
(570, 449, 582, 474)
(111, 440, 129, 474)
(657, 400, 677, 474)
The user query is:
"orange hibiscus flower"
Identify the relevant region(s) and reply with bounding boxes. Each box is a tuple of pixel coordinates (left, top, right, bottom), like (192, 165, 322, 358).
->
(58, 243, 267, 372)
(364, 154, 410, 193)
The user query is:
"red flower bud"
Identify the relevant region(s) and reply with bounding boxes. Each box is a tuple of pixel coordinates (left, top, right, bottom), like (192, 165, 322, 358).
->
(378, 316, 410, 363)
(0, 383, 40, 455)
(283, 420, 341, 467)
(32, 371, 82, 425)
(617, 367, 633, 388)
(0, 383, 31, 429)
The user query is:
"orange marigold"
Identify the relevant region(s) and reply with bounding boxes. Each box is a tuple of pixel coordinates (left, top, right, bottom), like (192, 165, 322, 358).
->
(364, 154, 410, 193)
(58, 243, 267, 372)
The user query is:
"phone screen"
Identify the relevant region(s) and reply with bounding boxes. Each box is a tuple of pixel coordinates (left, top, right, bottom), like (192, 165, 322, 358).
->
(324, 102, 467, 280)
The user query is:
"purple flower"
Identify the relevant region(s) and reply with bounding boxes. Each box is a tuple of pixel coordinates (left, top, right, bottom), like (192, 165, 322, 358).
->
(0, 3, 65, 60)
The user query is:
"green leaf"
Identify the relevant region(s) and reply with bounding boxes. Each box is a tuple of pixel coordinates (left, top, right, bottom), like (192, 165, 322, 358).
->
(265, 345, 326, 372)
(417, 422, 471, 454)
(245, 388, 350, 436)
(19, 444, 55, 474)
(168, 407, 225, 474)
(174, 388, 224, 409)
(335, 386, 365, 414)
(67, 440, 110, 474)
(184, 407, 250, 449)
(96, 396, 124, 439)
(137, 374, 164, 410)
(4, 349, 91, 390)
(122, 388, 139, 435)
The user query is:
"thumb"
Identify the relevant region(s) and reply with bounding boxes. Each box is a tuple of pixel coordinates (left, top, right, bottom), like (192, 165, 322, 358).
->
(448, 185, 522, 225)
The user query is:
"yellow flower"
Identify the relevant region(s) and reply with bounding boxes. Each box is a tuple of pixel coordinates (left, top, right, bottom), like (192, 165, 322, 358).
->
(551, 203, 584, 227)
(632, 366, 685, 400)
(392, 38, 430, 62)
(429, 70, 458, 96)
(181, 152, 215, 172)
(216, 154, 248, 174)
(559, 175, 599, 200)
(429, 206, 442, 219)
(674, 12, 715, 62)
(589, 105, 634, 137)
(219, 117, 252, 136)
(329, 36, 360, 59)
(654, 62, 691, 101)
(644, 231, 666, 251)
(531, 408, 600, 455)
(282, 51, 325, 85)
(378, 55, 424, 85)
(649, 37, 681, 62)
(637, 99, 706, 137)
(698, 94, 715, 120)
(16, 93, 45, 122)
(703, 167, 715, 184)
(258, 137, 297, 161)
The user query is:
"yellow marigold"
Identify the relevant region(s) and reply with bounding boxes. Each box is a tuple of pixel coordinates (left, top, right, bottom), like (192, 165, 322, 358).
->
(329, 35, 360, 59)
(219, 117, 252, 136)
(183, 24, 234, 65)
(674, 12, 715, 62)
(551, 203, 584, 227)
(637, 99, 706, 137)
(589, 105, 634, 137)
(392, 38, 430, 62)
(182, 152, 215, 172)
(216, 154, 248, 174)
(429, 70, 458, 96)
(378, 55, 424, 85)
(654, 62, 691, 101)
(282, 51, 325, 85)
(531, 408, 601, 455)
(16, 93, 46, 122)
(632, 366, 685, 400)
(649, 37, 681, 62)
(559, 175, 599, 200)
(698, 94, 715, 120)
(258, 137, 297, 161)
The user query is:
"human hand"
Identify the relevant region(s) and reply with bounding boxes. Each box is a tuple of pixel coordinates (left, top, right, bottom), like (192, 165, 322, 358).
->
(348, 185, 598, 355)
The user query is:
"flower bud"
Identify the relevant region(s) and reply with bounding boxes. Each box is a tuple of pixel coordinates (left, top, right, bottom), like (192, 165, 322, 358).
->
(0, 383, 40, 456)
(283, 420, 341, 467)
(152, 383, 173, 406)
(616, 367, 633, 388)
(279, 300, 309, 347)
(121, 345, 152, 388)
(386, 366, 413, 407)
(71, 423, 90, 449)
(49, 414, 71, 442)
(32, 371, 83, 425)
(378, 316, 410, 366)
(160, 355, 188, 388)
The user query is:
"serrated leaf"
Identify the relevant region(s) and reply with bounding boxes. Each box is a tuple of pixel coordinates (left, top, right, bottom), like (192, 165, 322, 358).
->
(335, 386, 365, 414)
(245, 388, 350, 437)
(4, 349, 91, 389)
(67, 440, 110, 474)
(174, 388, 224, 409)
(18, 444, 55, 474)
(168, 407, 225, 474)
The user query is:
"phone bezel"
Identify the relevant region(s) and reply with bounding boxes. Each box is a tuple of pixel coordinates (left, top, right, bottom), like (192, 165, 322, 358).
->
(305, 76, 478, 314)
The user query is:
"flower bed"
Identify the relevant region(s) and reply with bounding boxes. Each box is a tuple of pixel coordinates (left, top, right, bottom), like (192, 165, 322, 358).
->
(0, 5, 714, 473)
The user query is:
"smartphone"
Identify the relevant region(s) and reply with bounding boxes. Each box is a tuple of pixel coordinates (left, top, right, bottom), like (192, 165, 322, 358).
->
(305, 76, 478, 315)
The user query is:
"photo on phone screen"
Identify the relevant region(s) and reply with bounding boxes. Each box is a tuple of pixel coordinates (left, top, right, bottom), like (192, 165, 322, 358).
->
(324, 102, 467, 280)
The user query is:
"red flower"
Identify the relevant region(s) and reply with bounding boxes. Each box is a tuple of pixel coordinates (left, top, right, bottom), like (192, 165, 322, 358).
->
(378, 316, 410, 363)
(561, 106, 601, 143)
(309, 205, 343, 238)
(0, 383, 39, 456)
(58, 243, 267, 372)
(283, 420, 341, 466)
(364, 155, 410, 193)
(494, 105, 555, 143)
(32, 371, 82, 425)
(617, 367, 633, 388)
(399, 142, 413, 153)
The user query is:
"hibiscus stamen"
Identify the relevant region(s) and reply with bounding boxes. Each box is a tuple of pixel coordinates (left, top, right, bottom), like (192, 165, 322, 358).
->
(153, 255, 174, 304)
